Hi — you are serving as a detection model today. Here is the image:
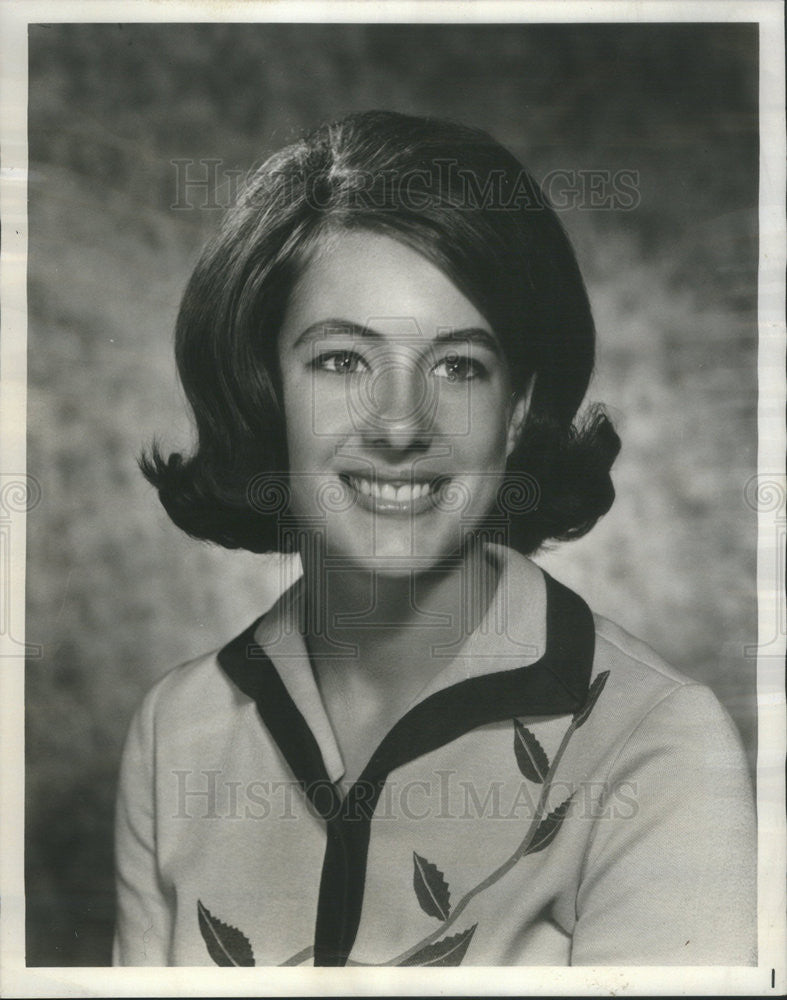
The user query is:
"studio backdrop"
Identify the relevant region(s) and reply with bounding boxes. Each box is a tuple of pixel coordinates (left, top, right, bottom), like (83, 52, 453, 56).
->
(25, 21, 758, 966)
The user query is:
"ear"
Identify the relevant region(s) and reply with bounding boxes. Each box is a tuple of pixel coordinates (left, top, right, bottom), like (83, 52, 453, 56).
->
(505, 375, 535, 458)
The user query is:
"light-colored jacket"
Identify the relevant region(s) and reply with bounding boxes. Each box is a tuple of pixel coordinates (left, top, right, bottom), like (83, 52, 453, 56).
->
(113, 545, 756, 967)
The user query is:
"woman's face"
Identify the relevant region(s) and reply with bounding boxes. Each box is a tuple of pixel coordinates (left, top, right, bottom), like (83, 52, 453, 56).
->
(277, 229, 526, 576)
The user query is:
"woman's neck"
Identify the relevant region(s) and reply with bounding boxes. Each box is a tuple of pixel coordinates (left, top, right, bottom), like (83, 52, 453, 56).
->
(300, 538, 501, 692)
(296, 538, 502, 787)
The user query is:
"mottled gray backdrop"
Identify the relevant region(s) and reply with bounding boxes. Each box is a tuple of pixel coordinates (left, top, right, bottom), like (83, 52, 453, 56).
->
(25, 22, 758, 965)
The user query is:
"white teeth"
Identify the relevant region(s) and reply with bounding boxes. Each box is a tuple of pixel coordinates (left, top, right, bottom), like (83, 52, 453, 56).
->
(346, 476, 442, 503)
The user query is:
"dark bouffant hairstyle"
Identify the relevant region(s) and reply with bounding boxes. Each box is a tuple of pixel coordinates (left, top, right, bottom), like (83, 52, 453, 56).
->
(141, 110, 620, 555)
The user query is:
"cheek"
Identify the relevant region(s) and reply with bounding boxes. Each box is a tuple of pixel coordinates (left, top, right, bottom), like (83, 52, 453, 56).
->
(448, 393, 511, 468)
(283, 411, 312, 469)
(281, 379, 348, 525)
(284, 374, 355, 455)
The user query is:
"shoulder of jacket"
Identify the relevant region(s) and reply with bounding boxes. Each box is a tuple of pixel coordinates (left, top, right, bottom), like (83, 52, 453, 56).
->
(133, 643, 243, 735)
(584, 613, 746, 759)
(592, 612, 698, 693)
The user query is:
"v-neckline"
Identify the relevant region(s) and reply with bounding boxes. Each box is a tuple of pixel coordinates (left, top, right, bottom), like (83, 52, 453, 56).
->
(216, 560, 595, 966)
(218, 556, 593, 797)
(250, 543, 550, 784)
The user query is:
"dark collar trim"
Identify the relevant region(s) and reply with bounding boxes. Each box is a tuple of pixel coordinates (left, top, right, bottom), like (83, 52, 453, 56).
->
(217, 619, 340, 817)
(363, 572, 594, 781)
(217, 570, 595, 966)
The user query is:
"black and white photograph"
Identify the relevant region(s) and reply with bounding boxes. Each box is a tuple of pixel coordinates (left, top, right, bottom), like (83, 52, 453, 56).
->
(1, 1, 784, 995)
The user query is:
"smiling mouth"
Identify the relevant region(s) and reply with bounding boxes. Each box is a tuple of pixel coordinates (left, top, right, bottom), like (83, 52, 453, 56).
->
(339, 474, 448, 506)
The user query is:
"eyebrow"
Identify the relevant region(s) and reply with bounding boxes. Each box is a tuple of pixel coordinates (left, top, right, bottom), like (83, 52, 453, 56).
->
(292, 319, 501, 354)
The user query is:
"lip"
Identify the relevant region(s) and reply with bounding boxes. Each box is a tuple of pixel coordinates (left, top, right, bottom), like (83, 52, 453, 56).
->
(339, 473, 449, 515)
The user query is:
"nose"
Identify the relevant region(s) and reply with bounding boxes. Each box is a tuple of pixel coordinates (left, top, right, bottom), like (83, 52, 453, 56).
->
(358, 352, 435, 453)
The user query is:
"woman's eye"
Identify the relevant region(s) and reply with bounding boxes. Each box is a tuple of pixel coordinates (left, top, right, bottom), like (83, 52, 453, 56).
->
(312, 350, 369, 375)
(431, 353, 485, 382)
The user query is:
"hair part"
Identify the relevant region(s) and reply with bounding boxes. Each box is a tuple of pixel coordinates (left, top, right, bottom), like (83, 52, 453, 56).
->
(141, 110, 620, 555)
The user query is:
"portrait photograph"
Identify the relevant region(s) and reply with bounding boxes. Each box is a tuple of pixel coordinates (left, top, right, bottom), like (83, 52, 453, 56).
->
(0, 1, 784, 996)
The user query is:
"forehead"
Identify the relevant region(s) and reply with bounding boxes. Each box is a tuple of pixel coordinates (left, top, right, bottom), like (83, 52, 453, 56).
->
(278, 229, 492, 346)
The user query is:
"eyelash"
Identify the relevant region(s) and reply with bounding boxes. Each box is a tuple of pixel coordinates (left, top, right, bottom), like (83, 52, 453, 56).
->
(310, 350, 488, 381)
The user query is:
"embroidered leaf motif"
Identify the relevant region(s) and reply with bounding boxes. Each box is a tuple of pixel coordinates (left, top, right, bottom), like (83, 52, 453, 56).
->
(524, 795, 574, 857)
(399, 924, 477, 966)
(412, 852, 451, 920)
(513, 719, 550, 783)
(197, 899, 255, 966)
(573, 670, 610, 728)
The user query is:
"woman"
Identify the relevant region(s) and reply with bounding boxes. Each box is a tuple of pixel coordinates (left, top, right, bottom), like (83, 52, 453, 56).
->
(114, 111, 756, 967)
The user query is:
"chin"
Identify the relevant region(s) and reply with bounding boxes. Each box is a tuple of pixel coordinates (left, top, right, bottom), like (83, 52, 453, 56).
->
(325, 523, 465, 578)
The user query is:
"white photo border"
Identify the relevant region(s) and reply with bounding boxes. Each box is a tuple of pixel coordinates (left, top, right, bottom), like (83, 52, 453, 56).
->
(1, 1, 784, 996)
